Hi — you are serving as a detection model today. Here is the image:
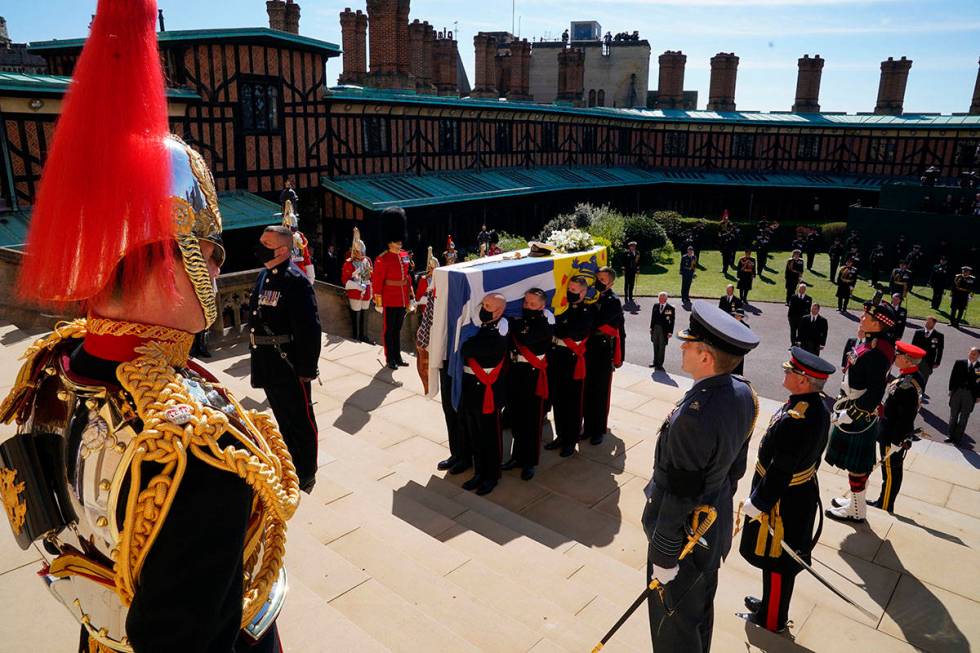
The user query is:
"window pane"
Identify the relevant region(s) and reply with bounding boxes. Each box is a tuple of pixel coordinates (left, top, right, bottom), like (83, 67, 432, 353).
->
(267, 85, 279, 130)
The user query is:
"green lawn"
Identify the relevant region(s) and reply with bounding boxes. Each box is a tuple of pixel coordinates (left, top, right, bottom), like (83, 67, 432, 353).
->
(613, 250, 978, 324)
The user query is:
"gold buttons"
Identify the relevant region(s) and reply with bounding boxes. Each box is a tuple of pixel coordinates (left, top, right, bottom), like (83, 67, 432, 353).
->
(56, 391, 70, 401)
(99, 480, 111, 492)
(96, 517, 109, 528)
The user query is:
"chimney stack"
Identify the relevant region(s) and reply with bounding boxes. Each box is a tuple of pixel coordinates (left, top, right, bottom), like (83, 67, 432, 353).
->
(707, 52, 739, 111)
(507, 39, 532, 101)
(970, 57, 980, 115)
(409, 20, 435, 92)
(656, 50, 686, 109)
(472, 33, 499, 98)
(875, 56, 912, 115)
(432, 31, 459, 96)
(157, 9, 166, 32)
(339, 8, 368, 84)
(283, 0, 301, 34)
(365, 0, 414, 89)
(395, 0, 411, 78)
(793, 54, 824, 113)
(266, 0, 286, 31)
(557, 47, 585, 106)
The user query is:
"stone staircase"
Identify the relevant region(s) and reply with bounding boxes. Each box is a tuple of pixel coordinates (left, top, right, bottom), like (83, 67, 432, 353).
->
(1, 326, 979, 652)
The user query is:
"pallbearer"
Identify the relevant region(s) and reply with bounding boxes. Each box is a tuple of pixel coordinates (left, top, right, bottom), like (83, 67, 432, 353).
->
(459, 294, 510, 496)
(583, 266, 626, 446)
(503, 288, 555, 480)
(545, 276, 595, 457)
(869, 341, 925, 514)
(740, 347, 834, 634)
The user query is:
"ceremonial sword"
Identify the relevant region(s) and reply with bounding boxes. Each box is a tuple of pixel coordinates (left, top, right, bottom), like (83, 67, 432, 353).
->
(590, 506, 717, 653)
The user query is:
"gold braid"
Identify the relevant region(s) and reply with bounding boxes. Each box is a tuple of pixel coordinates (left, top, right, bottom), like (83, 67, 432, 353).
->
(111, 341, 299, 625)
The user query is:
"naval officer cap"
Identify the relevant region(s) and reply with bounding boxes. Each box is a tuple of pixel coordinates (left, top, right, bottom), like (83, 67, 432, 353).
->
(677, 300, 760, 356)
(783, 346, 836, 379)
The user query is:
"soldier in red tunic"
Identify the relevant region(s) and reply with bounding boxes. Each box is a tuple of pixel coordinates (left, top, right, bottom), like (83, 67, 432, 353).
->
(341, 226, 373, 343)
(372, 207, 415, 369)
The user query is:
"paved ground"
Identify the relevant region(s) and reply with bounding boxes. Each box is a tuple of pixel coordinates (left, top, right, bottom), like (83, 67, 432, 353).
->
(623, 296, 980, 448)
(1, 319, 979, 653)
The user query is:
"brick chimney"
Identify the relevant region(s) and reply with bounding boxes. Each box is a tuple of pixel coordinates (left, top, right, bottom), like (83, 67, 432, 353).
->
(507, 39, 532, 101)
(970, 57, 980, 115)
(472, 33, 498, 98)
(707, 52, 738, 111)
(875, 56, 912, 115)
(339, 8, 367, 83)
(409, 20, 435, 92)
(656, 50, 686, 109)
(365, 0, 413, 89)
(793, 54, 824, 113)
(432, 31, 459, 96)
(266, 0, 286, 31)
(283, 0, 301, 34)
(557, 47, 585, 106)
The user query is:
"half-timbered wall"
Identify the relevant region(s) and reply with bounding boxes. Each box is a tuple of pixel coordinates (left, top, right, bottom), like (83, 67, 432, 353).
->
(322, 100, 980, 181)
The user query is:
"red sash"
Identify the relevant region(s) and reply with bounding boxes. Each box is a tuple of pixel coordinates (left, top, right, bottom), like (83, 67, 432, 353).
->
(513, 339, 549, 400)
(467, 358, 505, 414)
(562, 337, 589, 380)
(597, 324, 623, 367)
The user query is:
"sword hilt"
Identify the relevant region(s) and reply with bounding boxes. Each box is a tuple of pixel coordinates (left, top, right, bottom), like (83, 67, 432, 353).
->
(680, 505, 717, 560)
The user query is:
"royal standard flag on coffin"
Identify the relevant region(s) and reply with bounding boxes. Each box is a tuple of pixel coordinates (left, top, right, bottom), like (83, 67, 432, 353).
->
(428, 245, 607, 408)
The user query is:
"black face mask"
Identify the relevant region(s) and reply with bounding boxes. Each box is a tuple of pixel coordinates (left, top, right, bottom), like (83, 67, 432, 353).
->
(566, 290, 582, 304)
(479, 308, 495, 323)
(594, 281, 607, 292)
(522, 308, 542, 319)
(254, 243, 277, 264)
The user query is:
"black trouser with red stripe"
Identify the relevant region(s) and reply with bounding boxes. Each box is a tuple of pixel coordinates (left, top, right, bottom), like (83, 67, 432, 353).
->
(508, 362, 545, 468)
(264, 378, 318, 488)
(548, 347, 585, 448)
(461, 376, 503, 482)
(382, 307, 406, 365)
(583, 338, 614, 441)
(758, 569, 797, 632)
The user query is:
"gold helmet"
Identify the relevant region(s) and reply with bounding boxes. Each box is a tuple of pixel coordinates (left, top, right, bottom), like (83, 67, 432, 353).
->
(351, 226, 366, 258)
(426, 246, 439, 274)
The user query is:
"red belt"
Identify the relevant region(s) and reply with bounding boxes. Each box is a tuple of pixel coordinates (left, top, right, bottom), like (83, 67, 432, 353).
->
(597, 324, 623, 367)
(561, 337, 589, 380)
(467, 358, 504, 414)
(514, 340, 548, 400)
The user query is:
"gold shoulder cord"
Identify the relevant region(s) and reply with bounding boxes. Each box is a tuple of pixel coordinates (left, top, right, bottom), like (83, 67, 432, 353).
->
(0, 319, 299, 629)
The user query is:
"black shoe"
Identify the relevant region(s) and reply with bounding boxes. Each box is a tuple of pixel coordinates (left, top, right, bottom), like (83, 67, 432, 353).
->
(437, 457, 457, 471)
(559, 445, 576, 457)
(589, 433, 605, 446)
(521, 467, 535, 481)
(744, 596, 762, 614)
(742, 610, 787, 634)
(476, 480, 498, 496)
(300, 477, 317, 495)
(387, 361, 399, 370)
(500, 458, 519, 471)
(462, 475, 483, 491)
(867, 498, 883, 509)
(649, 363, 657, 368)
(544, 440, 562, 451)
(396, 359, 410, 367)
(449, 461, 472, 475)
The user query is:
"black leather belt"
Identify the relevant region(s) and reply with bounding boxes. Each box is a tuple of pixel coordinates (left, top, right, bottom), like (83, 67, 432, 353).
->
(249, 333, 292, 346)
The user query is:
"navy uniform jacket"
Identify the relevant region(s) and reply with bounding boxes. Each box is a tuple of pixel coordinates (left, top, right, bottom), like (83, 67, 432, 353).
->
(554, 301, 595, 342)
(249, 260, 322, 387)
(911, 329, 944, 367)
(929, 262, 949, 290)
(623, 250, 641, 275)
(643, 374, 758, 570)
(589, 290, 626, 358)
(740, 392, 829, 572)
(510, 312, 554, 356)
(784, 258, 805, 289)
(891, 304, 908, 340)
(951, 273, 976, 306)
(679, 253, 697, 277)
(737, 257, 757, 290)
(842, 336, 895, 414)
(879, 370, 923, 445)
(460, 322, 510, 413)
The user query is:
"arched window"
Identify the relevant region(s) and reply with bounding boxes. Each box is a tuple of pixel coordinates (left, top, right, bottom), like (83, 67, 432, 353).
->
(588, 89, 596, 107)
(597, 89, 606, 107)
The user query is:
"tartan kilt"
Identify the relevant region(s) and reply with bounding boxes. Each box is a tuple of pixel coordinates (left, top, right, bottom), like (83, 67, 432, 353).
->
(825, 416, 879, 474)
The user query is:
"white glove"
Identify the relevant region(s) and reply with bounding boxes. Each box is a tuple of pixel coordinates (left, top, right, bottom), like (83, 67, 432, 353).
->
(651, 564, 679, 585)
(742, 497, 762, 520)
(831, 409, 853, 426)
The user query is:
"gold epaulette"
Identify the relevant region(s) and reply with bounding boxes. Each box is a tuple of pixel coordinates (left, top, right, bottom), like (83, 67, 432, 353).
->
(787, 401, 809, 419)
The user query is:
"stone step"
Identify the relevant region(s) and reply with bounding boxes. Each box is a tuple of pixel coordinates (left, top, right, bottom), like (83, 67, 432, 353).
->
(329, 526, 543, 653)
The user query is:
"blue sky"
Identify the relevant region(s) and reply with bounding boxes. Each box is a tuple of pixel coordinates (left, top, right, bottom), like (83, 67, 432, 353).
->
(5, 0, 979, 114)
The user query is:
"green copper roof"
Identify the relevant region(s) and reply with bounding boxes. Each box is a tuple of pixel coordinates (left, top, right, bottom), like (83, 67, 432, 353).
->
(327, 87, 980, 130)
(0, 71, 200, 100)
(0, 191, 279, 248)
(322, 166, 889, 211)
(30, 28, 340, 56)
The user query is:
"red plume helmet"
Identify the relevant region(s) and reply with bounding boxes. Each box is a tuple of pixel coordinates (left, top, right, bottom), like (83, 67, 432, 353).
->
(18, 0, 173, 307)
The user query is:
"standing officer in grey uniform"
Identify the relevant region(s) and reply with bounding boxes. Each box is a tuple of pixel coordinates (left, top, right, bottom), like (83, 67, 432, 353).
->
(642, 301, 760, 652)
